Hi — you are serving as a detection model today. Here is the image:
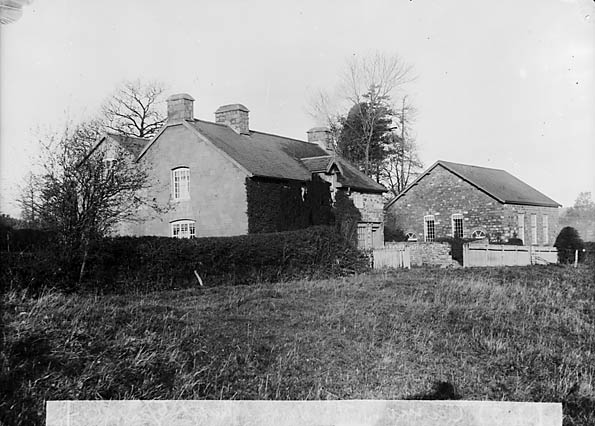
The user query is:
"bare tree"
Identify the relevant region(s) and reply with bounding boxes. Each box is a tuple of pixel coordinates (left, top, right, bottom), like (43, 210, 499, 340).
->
(20, 122, 149, 282)
(381, 96, 423, 197)
(309, 53, 415, 177)
(339, 53, 414, 176)
(101, 79, 167, 138)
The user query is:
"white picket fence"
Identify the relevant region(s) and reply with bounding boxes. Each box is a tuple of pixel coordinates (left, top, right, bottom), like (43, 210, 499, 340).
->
(372, 246, 411, 269)
(463, 243, 557, 267)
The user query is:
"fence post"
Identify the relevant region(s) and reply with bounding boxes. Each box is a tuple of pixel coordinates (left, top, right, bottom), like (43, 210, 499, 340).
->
(574, 250, 579, 268)
(404, 247, 411, 269)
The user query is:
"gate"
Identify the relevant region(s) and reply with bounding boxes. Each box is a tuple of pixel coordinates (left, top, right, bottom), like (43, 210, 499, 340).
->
(372, 246, 411, 269)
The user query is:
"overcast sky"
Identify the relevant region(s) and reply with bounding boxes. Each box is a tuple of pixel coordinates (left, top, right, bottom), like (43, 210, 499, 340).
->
(1, 0, 593, 216)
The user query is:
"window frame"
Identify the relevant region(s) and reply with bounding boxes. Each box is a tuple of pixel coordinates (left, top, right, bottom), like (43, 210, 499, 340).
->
(424, 215, 435, 242)
(530, 213, 537, 245)
(517, 214, 525, 244)
(542, 215, 549, 244)
(451, 213, 464, 239)
(472, 229, 486, 239)
(406, 232, 417, 242)
(171, 167, 190, 201)
(171, 220, 196, 239)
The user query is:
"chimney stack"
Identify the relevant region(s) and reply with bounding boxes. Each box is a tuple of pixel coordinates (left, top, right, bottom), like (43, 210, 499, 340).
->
(167, 93, 194, 123)
(307, 127, 334, 152)
(215, 104, 250, 135)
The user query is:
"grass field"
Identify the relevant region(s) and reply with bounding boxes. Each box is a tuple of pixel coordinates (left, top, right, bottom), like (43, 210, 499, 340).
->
(1, 265, 594, 425)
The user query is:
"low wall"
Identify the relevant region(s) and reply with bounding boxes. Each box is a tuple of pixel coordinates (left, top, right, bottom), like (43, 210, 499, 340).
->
(386, 242, 457, 267)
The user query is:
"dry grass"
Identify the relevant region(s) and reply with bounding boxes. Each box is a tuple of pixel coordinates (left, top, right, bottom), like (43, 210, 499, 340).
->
(1, 264, 594, 425)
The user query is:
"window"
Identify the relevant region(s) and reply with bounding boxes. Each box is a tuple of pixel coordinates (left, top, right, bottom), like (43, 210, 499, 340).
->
(171, 220, 196, 238)
(172, 167, 190, 200)
(530, 214, 537, 245)
(424, 215, 435, 242)
(472, 230, 486, 239)
(452, 214, 464, 238)
(517, 214, 525, 243)
(357, 223, 369, 249)
(103, 158, 116, 177)
(406, 232, 417, 242)
(542, 215, 549, 244)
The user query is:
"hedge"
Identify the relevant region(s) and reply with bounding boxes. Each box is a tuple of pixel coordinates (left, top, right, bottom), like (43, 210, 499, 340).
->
(1, 226, 369, 294)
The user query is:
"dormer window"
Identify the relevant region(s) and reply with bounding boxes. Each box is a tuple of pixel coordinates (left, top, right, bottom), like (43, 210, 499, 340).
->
(171, 167, 190, 200)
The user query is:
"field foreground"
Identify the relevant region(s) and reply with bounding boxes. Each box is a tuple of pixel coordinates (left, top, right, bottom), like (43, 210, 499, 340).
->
(1, 265, 594, 425)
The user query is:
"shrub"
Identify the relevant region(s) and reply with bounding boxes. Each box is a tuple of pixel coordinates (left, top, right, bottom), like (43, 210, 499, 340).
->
(506, 237, 524, 246)
(0, 227, 57, 252)
(332, 190, 362, 247)
(435, 237, 476, 265)
(554, 226, 585, 264)
(384, 226, 407, 242)
(2, 226, 369, 294)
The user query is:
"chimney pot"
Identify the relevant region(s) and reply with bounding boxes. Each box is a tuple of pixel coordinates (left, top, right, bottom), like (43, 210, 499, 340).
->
(215, 104, 250, 135)
(167, 93, 194, 123)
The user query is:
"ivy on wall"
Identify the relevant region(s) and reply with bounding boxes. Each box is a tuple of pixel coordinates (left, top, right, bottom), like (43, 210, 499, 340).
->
(246, 176, 334, 234)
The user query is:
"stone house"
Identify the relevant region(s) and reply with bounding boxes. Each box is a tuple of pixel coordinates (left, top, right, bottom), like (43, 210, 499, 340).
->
(385, 160, 560, 245)
(90, 93, 386, 248)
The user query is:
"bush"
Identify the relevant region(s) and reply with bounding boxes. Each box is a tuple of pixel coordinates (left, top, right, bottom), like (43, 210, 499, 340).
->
(435, 237, 476, 265)
(1, 226, 369, 294)
(384, 227, 407, 242)
(0, 227, 57, 252)
(554, 226, 585, 264)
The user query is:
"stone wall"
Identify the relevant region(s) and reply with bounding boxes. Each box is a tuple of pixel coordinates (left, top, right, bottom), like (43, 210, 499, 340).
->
(349, 191, 384, 223)
(502, 204, 559, 246)
(386, 241, 457, 267)
(350, 191, 385, 248)
(386, 164, 559, 245)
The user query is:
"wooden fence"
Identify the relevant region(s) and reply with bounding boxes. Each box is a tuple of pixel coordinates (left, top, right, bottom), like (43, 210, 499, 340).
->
(463, 244, 557, 267)
(372, 246, 411, 269)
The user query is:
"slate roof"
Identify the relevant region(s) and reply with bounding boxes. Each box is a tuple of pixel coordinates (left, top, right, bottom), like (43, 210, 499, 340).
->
(387, 160, 560, 208)
(107, 133, 148, 158)
(186, 120, 386, 193)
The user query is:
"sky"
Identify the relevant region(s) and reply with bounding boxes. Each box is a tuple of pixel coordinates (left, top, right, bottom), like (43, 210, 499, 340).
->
(1, 0, 593, 217)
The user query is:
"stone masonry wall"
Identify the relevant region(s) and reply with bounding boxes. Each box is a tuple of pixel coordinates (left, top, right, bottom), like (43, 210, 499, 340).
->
(349, 191, 384, 223)
(387, 164, 559, 245)
(129, 124, 249, 237)
(349, 191, 385, 246)
(387, 165, 506, 242)
(502, 204, 559, 245)
(386, 241, 457, 267)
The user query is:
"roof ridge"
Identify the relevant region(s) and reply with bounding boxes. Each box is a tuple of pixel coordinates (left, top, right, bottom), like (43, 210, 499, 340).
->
(439, 160, 505, 172)
(194, 119, 315, 145)
(300, 155, 333, 160)
(106, 132, 148, 141)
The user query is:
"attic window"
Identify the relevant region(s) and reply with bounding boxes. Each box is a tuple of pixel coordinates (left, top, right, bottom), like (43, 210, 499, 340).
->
(172, 167, 190, 200)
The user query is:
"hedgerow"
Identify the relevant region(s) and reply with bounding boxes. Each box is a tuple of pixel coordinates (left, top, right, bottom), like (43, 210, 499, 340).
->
(1, 226, 369, 294)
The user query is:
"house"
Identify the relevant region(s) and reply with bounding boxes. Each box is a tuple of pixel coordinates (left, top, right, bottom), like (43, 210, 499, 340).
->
(92, 93, 387, 248)
(385, 160, 561, 245)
